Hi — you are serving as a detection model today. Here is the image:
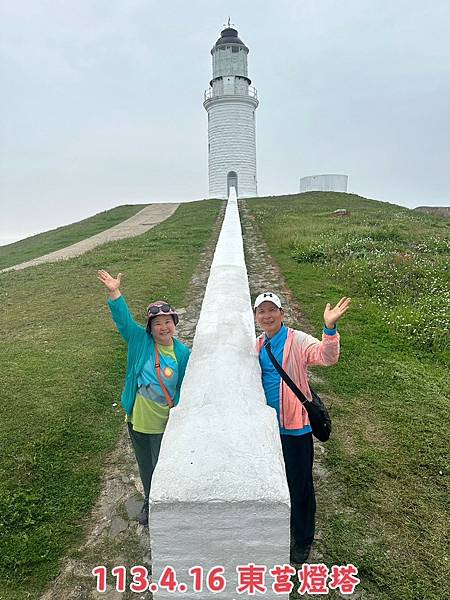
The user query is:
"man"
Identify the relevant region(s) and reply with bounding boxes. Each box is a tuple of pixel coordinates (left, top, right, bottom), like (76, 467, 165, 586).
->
(254, 291, 351, 564)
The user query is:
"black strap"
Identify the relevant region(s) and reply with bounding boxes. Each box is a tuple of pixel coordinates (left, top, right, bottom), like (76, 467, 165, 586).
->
(264, 339, 310, 406)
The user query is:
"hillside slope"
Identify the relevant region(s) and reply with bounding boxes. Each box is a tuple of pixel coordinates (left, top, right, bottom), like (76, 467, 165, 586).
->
(246, 191, 449, 600)
(0, 199, 223, 600)
(1, 191, 448, 600)
(0, 204, 147, 270)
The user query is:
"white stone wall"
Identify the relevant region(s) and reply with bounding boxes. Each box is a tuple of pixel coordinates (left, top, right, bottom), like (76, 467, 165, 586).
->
(300, 174, 348, 193)
(205, 97, 258, 198)
(149, 189, 290, 600)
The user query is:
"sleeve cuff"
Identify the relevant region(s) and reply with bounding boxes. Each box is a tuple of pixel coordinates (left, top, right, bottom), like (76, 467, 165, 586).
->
(323, 325, 337, 335)
(107, 295, 123, 306)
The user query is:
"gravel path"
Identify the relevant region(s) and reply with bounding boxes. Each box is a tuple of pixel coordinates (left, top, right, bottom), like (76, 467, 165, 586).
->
(240, 201, 368, 600)
(1, 203, 179, 274)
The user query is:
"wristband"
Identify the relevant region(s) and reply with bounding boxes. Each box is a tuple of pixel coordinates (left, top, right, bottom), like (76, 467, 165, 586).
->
(323, 324, 337, 335)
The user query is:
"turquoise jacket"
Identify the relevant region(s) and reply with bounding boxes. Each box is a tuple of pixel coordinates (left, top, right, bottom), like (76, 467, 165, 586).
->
(108, 295, 191, 416)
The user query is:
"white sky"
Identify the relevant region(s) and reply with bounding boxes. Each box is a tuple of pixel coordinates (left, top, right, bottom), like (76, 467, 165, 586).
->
(1, 0, 449, 244)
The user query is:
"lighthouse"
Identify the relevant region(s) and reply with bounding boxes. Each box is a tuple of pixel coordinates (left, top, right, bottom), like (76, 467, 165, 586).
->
(203, 22, 259, 199)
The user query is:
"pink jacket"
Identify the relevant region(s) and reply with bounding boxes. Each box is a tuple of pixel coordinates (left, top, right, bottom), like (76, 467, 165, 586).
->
(257, 327, 340, 429)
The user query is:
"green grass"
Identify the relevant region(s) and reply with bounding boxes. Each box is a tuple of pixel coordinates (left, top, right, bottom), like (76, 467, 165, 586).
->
(0, 199, 224, 600)
(246, 192, 450, 600)
(0, 204, 147, 270)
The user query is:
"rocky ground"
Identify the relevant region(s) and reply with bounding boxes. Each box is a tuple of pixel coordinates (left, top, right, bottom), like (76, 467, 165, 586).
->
(39, 200, 368, 600)
(239, 202, 368, 600)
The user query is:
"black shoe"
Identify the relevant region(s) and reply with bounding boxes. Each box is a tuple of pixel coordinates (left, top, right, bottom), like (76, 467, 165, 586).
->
(138, 502, 149, 527)
(290, 544, 312, 566)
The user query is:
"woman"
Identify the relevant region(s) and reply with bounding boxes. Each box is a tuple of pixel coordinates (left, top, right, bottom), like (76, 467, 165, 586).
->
(97, 270, 190, 526)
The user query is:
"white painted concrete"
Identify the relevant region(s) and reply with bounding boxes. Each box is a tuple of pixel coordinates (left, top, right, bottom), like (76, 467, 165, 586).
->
(204, 27, 258, 199)
(149, 188, 290, 599)
(205, 96, 258, 199)
(300, 174, 348, 193)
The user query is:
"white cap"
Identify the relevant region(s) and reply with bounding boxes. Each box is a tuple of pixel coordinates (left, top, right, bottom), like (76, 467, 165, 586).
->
(254, 292, 282, 310)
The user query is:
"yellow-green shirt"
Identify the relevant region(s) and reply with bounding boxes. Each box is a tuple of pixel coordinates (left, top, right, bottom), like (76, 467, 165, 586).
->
(127, 344, 178, 434)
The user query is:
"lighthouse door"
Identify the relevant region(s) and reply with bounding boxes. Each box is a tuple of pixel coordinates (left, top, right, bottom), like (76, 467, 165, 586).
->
(227, 171, 238, 197)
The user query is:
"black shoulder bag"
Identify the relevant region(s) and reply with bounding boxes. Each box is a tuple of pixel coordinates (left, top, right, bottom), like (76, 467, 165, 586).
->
(264, 339, 332, 442)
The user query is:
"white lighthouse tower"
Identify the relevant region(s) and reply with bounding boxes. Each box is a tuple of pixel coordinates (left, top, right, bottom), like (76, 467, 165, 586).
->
(203, 22, 259, 199)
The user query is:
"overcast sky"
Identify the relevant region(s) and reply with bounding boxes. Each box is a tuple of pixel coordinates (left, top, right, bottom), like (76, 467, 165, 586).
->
(1, 0, 449, 244)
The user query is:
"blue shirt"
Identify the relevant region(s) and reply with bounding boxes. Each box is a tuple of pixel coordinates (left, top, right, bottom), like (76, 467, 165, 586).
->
(137, 344, 179, 404)
(259, 324, 312, 437)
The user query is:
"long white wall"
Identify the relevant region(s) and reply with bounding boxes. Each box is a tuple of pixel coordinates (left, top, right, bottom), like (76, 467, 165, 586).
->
(149, 189, 290, 599)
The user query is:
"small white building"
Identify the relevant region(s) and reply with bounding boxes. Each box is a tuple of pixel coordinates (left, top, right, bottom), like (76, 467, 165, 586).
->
(203, 25, 259, 199)
(300, 174, 348, 193)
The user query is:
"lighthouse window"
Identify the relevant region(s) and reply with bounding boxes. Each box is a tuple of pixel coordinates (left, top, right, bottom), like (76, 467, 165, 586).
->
(232, 46, 239, 53)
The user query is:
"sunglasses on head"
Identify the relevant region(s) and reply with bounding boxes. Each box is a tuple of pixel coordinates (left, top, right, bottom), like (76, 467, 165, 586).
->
(148, 304, 173, 316)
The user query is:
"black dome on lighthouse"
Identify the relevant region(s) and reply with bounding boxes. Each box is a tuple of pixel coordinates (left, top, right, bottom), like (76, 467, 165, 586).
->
(213, 27, 249, 51)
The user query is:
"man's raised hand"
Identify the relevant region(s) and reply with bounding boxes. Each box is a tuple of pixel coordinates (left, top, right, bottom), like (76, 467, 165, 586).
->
(323, 297, 351, 329)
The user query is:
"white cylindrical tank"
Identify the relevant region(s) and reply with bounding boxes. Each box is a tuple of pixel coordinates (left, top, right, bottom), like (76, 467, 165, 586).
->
(300, 174, 348, 193)
(204, 26, 259, 199)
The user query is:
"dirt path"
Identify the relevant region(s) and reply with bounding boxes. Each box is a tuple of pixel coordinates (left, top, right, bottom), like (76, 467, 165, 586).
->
(39, 200, 368, 600)
(239, 201, 369, 600)
(1, 204, 179, 274)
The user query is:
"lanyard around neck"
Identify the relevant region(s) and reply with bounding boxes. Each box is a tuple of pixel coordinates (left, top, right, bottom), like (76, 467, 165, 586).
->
(154, 343, 174, 409)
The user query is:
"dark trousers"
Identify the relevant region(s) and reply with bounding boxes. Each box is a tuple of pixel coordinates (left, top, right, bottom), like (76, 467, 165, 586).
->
(127, 423, 163, 503)
(281, 432, 316, 550)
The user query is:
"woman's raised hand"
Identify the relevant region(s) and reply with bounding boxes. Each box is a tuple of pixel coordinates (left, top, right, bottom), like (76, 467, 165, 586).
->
(323, 297, 351, 329)
(97, 270, 122, 292)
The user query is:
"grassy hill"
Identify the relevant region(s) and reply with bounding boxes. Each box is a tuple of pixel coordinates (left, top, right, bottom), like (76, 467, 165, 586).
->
(0, 204, 148, 270)
(246, 192, 449, 600)
(0, 192, 448, 600)
(0, 199, 223, 600)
